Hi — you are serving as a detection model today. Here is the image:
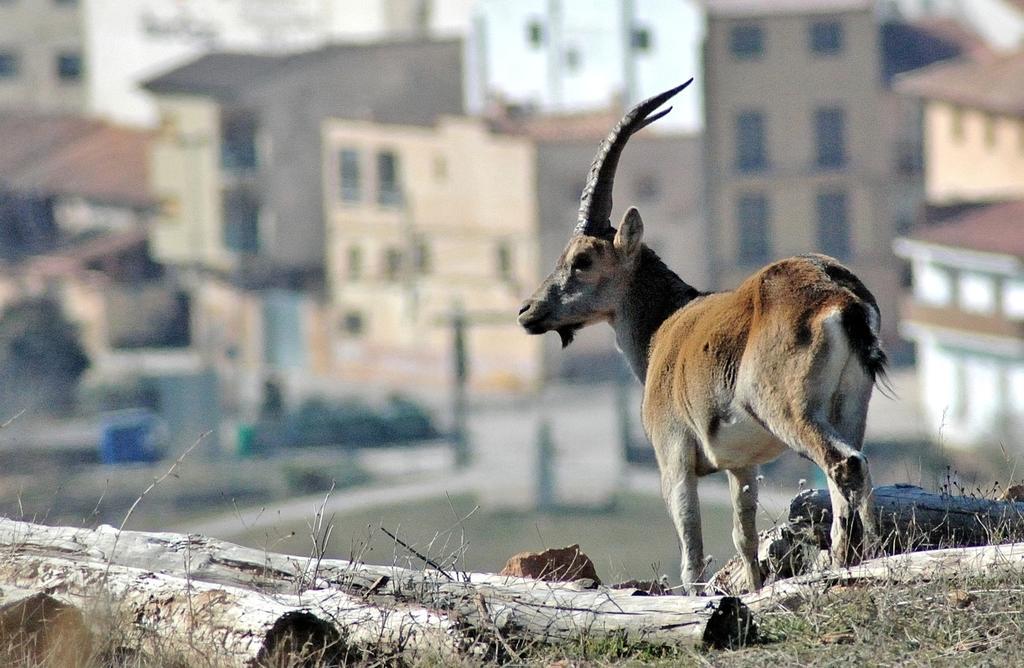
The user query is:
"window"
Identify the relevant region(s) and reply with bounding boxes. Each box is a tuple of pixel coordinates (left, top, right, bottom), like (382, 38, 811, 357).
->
(810, 20, 843, 54)
(915, 262, 952, 306)
(0, 52, 18, 79)
(340, 312, 364, 336)
(377, 151, 401, 206)
(221, 112, 258, 171)
(222, 190, 260, 253)
(527, 20, 544, 48)
(737, 194, 770, 265)
(735, 111, 767, 172)
(384, 248, 402, 281)
(631, 27, 652, 52)
(1004, 279, 1024, 320)
(497, 242, 513, 280)
(347, 246, 362, 281)
(959, 272, 996, 314)
(433, 154, 447, 181)
(56, 52, 82, 82)
(730, 24, 763, 59)
(816, 191, 851, 260)
(984, 113, 997, 148)
(814, 107, 846, 169)
(414, 241, 431, 274)
(951, 105, 964, 142)
(565, 47, 581, 71)
(339, 149, 361, 202)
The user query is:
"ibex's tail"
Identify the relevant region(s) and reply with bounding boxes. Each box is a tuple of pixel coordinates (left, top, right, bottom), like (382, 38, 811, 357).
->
(841, 301, 894, 398)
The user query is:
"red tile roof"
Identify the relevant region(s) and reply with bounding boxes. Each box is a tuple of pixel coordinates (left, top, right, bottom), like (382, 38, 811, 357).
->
(895, 51, 1024, 115)
(0, 115, 154, 207)
(909, 200, 1024, 258)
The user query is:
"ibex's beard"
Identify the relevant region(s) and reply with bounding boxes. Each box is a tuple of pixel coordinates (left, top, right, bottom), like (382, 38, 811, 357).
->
(557, 325, 582, 348)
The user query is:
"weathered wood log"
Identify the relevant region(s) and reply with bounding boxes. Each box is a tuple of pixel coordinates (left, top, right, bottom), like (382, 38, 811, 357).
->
(0, 585, 92, 666)
(0, 518, 753, 649)
(743, 541, 1024, 612)
(0, 553, 348, 667)
(711, 485, 1024, 593)
(790, 484, 1024, 551)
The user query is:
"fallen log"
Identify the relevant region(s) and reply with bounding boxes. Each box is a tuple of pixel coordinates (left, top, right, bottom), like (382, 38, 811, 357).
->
(790, 484, 1024, 551)
(0, 518, 753, 649)
(743, 541, 1024, 612)
(0, 585, 92, 666)
(711, 485, 1024, 594)
(0, 553, 347, 667)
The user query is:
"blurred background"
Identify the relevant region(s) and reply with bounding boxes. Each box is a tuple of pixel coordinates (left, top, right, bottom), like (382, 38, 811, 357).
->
(0, 0, 1022, 584)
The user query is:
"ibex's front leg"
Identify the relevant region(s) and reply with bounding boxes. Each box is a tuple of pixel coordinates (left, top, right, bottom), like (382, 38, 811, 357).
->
(727, 466, 762, 591)
(658, 432, 705, 594)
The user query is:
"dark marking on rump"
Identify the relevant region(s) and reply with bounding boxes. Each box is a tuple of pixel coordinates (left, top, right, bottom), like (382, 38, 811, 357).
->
(840, 302, 887, 381)
(794, 309, 814, 347)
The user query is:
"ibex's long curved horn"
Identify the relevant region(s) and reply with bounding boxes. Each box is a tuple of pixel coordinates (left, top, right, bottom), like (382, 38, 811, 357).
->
(575, 79, 693, 236)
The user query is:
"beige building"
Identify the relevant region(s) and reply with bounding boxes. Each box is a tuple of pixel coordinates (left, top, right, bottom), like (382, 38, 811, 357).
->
(0, 0, 85, 113)
(704, 0, 913, 347)
(322, 116, 542, 392)
(897, 51, 1024, 205)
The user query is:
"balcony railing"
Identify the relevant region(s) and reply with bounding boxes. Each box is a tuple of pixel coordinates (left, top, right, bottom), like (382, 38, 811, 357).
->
(901, 298, 1024, 341)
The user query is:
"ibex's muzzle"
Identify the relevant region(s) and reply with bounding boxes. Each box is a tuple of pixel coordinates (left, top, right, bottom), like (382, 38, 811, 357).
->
(517, 299, 549, 334)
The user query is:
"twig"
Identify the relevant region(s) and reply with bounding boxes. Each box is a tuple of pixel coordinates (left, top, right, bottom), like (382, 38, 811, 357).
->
(379, 525, 454, 580)
(1, 409, 25, 429)
(476, 593, 521, 662)
(103, 432, 208, 579)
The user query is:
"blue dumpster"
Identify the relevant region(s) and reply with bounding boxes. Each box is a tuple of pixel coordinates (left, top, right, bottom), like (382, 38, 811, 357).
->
(99, 410, 162, 464)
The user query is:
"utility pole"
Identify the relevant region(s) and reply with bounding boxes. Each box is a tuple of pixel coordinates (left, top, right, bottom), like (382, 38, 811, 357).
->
(450, 301, 470, 469)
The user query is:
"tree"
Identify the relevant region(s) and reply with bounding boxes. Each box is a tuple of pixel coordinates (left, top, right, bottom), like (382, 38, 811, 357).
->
(0, 297, 89, 414)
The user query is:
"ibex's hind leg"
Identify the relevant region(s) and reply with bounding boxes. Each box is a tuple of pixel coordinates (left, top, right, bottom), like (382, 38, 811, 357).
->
(657, 432, 705, 594)
(832, 355, 879, 555)
(727, 466, 762, 591)
(742, 310, 874, 567)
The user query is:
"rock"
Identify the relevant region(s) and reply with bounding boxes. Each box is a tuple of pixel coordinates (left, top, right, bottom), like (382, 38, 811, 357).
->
(499, 544, 601, 584)
(946, 589, 976, 609)
(999, 485, 1024, 502)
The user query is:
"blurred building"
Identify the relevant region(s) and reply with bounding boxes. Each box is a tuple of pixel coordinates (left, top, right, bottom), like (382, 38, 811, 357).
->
(321, 107, 703, 391)
(886, 0, 1024, 51)
(894, 51, 1024, 447)
(466, 0, 704, 132)
(894, 204, 1024, 447)
(143, 39, 463, 280)
(0, 0, 85, 114)
(702, 0, 973, 351)
(322, 116, 542, 391)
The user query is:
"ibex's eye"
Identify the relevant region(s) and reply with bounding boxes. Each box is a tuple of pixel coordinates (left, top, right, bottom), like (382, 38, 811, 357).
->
(571, 255, 593, 272)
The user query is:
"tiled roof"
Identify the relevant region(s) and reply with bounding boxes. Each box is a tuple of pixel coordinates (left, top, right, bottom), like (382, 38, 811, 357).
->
(0, 115, 153, 206)
(704, 0, 873, 17)
(908, 200, 1024, 258)
(142, 52, 287, 99)
(895, 51, 1024, 115)
(490, 109, 623, 141)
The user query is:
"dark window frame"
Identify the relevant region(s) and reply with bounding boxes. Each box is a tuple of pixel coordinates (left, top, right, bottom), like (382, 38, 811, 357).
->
(56, 51, 83, 82)
(809, 19, 843, 55)
(737, 193, 771, 265)
(376, 150, 401, 206)
(0, 51, 19, 79)
(730, 24, 763, 59)
(339, 148, 361, 203)
(735, 110, 768, 172)
(816, 190, 851, 261)
(814, 106, 847, 169)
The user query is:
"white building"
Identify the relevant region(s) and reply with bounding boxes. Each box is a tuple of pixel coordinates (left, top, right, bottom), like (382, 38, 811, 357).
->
(466, 0, 704, 132)
(82, 0, 474, 127)
(894, 201, 1024, 448)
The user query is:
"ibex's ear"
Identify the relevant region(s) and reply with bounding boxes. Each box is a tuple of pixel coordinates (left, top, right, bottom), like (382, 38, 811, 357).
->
(614, 207, 644, 259)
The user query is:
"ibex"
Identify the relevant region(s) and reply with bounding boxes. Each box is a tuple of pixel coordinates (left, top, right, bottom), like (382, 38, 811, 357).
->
(517, 81, 885, 593)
